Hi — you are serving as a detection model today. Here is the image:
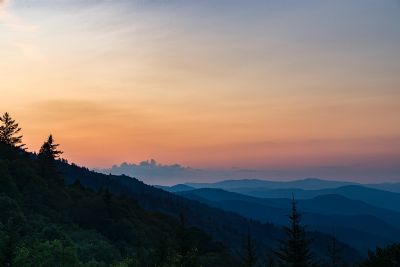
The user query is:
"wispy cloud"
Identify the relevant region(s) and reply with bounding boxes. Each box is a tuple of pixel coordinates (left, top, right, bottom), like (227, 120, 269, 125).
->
(0, 0, 38, 32)
(1, 0, 42, 61)
(1, 0, 399, 180)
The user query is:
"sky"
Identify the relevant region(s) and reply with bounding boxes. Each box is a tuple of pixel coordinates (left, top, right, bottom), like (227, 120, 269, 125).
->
(1, 0, 399, 183)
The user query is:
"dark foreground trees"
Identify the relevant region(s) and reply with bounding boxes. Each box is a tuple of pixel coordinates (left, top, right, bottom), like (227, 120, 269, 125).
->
(176, 213, 200, 267)
(0, 112, 25, 149)
(358, 243, 400, 267)
(0, 136, 234, 266)
(39, 134, 63, 162)
(240, 231, 258, 267)
(38, 134, 63, 181)
(275, 196, 315, 267)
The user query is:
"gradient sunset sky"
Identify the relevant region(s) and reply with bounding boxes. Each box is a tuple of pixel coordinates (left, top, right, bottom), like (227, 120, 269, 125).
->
(1, 0, 399, 182)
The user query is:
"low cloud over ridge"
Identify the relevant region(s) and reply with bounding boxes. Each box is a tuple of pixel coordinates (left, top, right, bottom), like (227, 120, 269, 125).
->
(95, 159, 400, 186)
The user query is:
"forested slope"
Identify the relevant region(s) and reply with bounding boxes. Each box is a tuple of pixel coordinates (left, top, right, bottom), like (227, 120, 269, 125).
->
(0, 142, 234, 266)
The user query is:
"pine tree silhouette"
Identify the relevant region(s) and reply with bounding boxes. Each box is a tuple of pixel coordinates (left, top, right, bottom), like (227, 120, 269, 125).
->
(0, 112, 25, 149)
(242, 230, 258, 267)
(38, 135, 63, 161)
(327, 235, 342, 267)
(359, 243, 400, 267)
(264, 252, 276, 267)
(275, 195, 314, 267)
(176, 213, 199, 267)
(0, 221, 17, 267)
(38, 135, 63, 180)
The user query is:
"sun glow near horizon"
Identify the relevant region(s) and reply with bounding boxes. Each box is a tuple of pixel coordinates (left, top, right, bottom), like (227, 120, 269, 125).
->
(1, 0, 399, 181)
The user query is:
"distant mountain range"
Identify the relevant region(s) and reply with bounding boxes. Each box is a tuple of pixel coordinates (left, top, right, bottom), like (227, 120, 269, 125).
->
(365, 182, 400, 193)
(155, 184, 195, 192)
(185, 178, 400, 193)
(157, 178, 400, 254)
(186, 178, 357, 190)
(173, 178, 400, 212)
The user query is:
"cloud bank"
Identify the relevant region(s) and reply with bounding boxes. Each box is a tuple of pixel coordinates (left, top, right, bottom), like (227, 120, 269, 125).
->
(95, 159, 400, 186)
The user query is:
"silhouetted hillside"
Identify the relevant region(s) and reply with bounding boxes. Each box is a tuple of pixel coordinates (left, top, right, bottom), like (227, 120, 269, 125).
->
(155, 184, 195, 193)
(59, 162, 363, 264)
(227, 185, 400, 212)
(366, 182, 400, 193)
(0, 142, 235, 266)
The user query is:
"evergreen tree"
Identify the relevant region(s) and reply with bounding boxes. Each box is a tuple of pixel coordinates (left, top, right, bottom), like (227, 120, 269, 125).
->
(359, 243, 400, 267)
(153, 235, 171, 267)
(38, 135, 63, 181)
(275, 195, 314, 267)
(241, 231, 258, 267)
(12, 240, 80, 267)
(0, 112, 25, 149)
(0, 221, 18, 267)
(327, 235, 342, 267)
(177, 213, 188, 260)
(38, 135, 63, 161)
(264, 253, 276, 267)
(176, 213, 199, 267)
(100, 187, 113, 219)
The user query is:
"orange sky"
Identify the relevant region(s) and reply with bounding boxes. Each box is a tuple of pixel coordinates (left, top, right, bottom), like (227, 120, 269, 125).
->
(1, 1, 399, 180)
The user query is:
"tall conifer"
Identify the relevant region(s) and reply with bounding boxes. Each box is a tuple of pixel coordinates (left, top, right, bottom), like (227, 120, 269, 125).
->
(0, 112, 25, 149)
(38, 135, 63, 180)
(38, 135, 63, 161)
(242, 231, 258, 267)
(275, 195, 314, 267)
